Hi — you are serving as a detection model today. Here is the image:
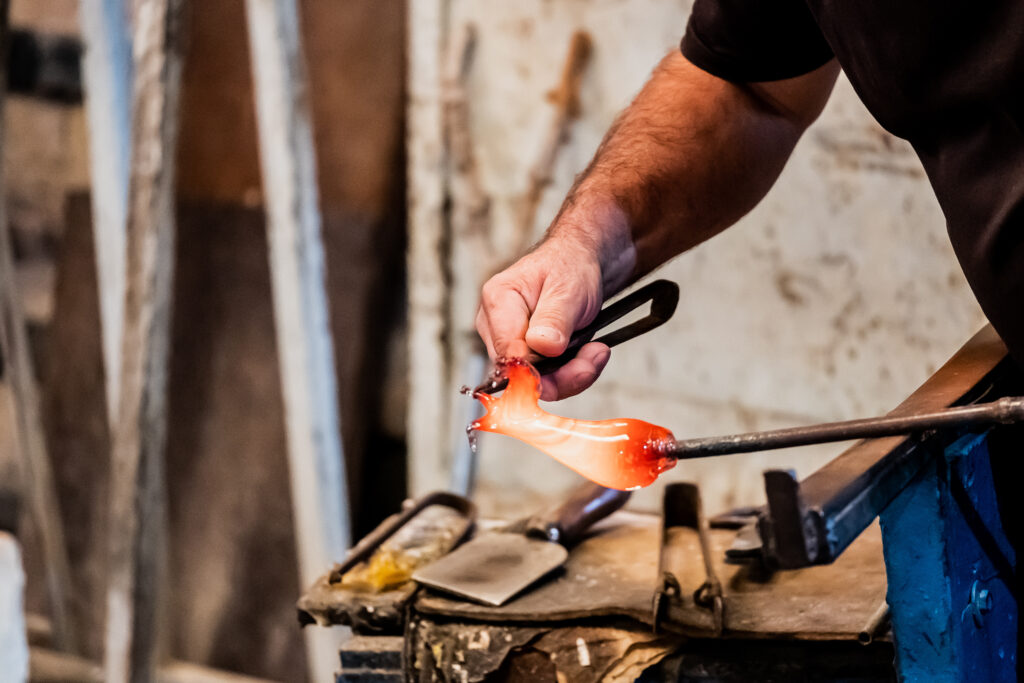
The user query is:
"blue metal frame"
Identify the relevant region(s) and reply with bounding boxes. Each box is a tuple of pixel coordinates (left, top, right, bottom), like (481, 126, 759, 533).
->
(879, 431, 1017, 681)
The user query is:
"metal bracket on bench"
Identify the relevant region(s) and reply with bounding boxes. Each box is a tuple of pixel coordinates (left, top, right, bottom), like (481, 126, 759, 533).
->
(653, 483, 724, 636)
(753, 327, 1012, 569)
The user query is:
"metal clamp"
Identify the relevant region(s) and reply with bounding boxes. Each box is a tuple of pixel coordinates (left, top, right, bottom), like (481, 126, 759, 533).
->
(653, 483, 724, 636)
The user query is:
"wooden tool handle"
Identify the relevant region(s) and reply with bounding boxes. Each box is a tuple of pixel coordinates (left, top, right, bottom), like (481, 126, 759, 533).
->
(524, 482, 631, 547)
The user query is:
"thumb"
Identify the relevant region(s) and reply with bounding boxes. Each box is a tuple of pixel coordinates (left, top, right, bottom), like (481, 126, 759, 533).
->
(525, 285, 591, 357)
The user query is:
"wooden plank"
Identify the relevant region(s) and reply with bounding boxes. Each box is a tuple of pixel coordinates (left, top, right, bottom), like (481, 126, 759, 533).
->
(79, 0, 133, 424)
(157, 661, 278, 683)
(29, 648, 279, 683)
(2, 532, 30, 680)
(443, 23, 489, 497)
(0, 3, 79, 656)
(406, 0, 451, 496)
(103, 0, 185, 680)
(243, 0, 351, 679)
(31, 647, 104, 683)
(38, 194, 113, 662)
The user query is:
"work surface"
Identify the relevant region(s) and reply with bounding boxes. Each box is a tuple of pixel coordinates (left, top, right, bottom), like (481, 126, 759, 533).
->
(416, 511, 887, 640)
(309, 509, 894, 681)
(303, 509, 888, 642)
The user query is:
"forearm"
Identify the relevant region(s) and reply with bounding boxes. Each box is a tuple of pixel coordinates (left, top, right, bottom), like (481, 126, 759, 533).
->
(475, 53, 836, 397)
(548, 52, 837, 293)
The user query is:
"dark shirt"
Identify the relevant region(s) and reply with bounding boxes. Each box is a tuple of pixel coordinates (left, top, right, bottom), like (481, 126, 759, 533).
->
(681, 0, 1024, 364)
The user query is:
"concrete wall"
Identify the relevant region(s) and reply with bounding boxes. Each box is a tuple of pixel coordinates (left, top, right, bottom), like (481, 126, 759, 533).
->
(407, 0, 988, 516)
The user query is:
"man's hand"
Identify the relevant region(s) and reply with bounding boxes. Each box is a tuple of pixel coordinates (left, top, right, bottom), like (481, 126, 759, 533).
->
(475, 52, 838, 401)
(475, 237, 612, 401)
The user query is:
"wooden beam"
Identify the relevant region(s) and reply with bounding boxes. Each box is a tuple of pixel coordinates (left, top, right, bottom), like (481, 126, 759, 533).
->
(243, 0, 351, 678)
(0, 2, 79, 656)
(79, 0, 133, 424)
(406, 0, 451, 496)
(103, 0, 185, 680)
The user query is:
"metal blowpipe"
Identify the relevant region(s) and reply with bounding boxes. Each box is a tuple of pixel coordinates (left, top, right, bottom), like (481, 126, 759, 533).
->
(667, 396, 1024, 459)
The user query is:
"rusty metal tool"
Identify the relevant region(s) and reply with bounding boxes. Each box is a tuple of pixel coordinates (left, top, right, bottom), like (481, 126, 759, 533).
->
(474, 279, 679, 395)
(666, 396, 1024, 460)
(299, 491, 477, 633)
(413, 483, 630, 606)
(326, 491, 476, 585)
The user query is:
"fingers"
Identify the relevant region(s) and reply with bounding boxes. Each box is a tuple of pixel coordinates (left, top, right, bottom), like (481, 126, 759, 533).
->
(477, 280, 532, 359)
(538, 342, 611, 401)
(474, 243, 607, 400)
(524, 279, 595, 357)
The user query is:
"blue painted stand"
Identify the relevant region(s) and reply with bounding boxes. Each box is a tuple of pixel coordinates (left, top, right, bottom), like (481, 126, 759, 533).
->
(879, 431, 1017, 681)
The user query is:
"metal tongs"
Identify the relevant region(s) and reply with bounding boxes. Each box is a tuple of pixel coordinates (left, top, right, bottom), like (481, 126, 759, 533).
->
(473, 279, 680, 395)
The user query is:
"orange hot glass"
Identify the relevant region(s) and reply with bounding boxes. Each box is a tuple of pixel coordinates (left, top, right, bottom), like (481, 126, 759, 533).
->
(469, 358, 677, 490)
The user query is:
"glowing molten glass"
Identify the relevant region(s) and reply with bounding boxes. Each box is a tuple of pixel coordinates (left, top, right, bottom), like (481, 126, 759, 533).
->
(469, 358, 677, 490)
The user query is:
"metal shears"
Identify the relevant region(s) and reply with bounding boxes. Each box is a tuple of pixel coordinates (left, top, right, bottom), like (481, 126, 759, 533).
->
(473, 279, 680, 395)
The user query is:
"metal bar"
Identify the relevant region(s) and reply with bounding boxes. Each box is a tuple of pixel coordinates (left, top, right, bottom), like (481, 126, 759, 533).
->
(758, 326, 1010, 568)
(0, 4, 79, 655)
(104, 0, 185, 679)
(669, 396, 1024, 459)
(243, 1, 350, 679)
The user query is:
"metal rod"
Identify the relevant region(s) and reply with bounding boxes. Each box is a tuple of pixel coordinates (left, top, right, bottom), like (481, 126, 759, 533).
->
(858, 602, 890, 645)
(669, 397, 1024, 459)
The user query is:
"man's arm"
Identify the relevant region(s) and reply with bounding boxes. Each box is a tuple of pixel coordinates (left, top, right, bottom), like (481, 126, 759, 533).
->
(477, 51, 840, 400)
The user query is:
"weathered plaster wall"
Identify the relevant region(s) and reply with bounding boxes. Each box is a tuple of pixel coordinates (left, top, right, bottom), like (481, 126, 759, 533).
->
(408, 0, 988, 516)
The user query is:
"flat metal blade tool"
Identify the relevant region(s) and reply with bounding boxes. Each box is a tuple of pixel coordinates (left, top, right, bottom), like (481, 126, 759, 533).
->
(413, 483, 630, 606)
